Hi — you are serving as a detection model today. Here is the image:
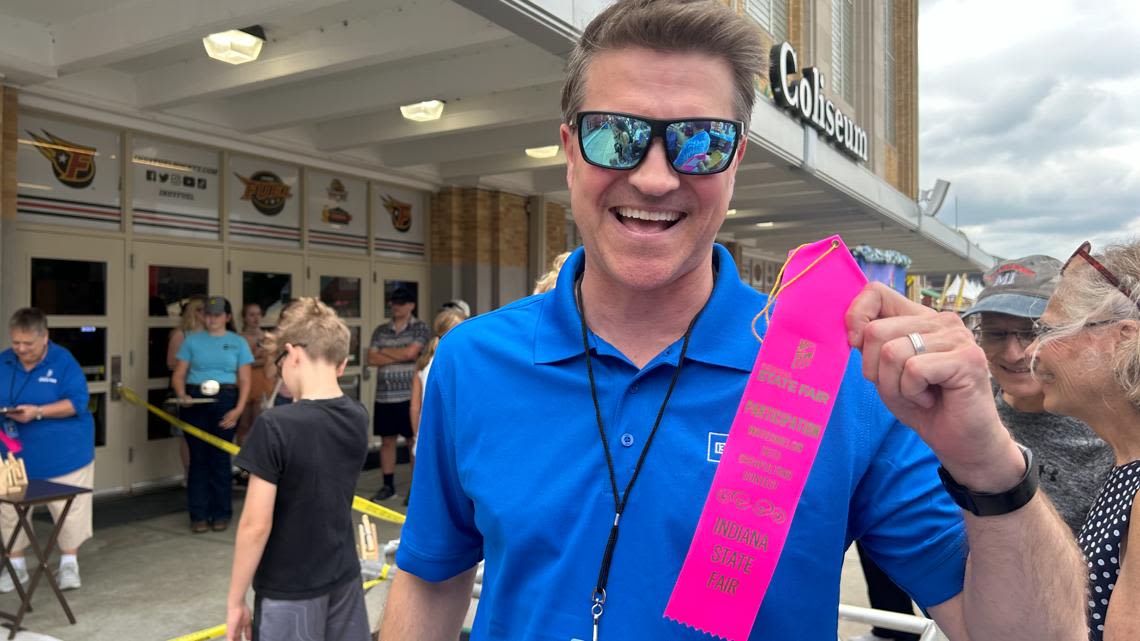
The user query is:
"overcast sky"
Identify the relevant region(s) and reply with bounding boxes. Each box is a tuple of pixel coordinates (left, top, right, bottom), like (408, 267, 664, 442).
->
(918, 0, 1140, 261)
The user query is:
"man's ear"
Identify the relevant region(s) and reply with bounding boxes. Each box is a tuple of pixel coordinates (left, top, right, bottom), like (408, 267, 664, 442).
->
(336, 359, 347, 377)
(560, 123, 575, 192)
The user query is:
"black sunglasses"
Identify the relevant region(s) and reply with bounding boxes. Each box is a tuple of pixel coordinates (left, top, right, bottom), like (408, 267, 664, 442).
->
(574, 111, 742, 175)
(274, 343, 306, 370)
(1063, 241, 1140, 311)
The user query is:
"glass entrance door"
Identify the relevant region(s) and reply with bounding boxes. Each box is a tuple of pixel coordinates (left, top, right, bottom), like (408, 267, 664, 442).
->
(130, 241, 223, 486)
(306, 257, 370, 406)
(228, 249, 303, 413)
(6, 232, 126, 492)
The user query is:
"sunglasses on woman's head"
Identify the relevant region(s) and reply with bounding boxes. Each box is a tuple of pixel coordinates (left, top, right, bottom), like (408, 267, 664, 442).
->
(1063, 241, 1140, 312)
(574, 111, 742, 175)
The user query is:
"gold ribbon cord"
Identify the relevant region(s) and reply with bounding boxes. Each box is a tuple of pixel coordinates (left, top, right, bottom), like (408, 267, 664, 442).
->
(751, 239, 842, 343)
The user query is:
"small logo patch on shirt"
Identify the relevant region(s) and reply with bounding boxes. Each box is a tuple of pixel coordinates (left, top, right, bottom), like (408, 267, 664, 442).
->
(707, 432, 728, 463)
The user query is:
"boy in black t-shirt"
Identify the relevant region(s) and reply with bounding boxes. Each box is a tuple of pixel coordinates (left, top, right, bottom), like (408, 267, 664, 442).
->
(226, 298, 370, 641)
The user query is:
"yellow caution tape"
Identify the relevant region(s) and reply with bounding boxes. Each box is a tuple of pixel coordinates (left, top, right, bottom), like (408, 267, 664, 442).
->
(119, 385, 240, 455)
(118, 385, 405, 525)
(166, 624, 226, 641)
(352, 495, 404, 523)
(168, 568, 396, 641)
(362, 563, 395, 590)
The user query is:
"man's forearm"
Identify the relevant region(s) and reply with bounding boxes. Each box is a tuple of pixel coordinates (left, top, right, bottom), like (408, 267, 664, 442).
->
(379, 347, 416, 362)
(379, 568, 476, 641)
(369, 348, 415, 367)
(42, 399, 77, 418)
(962, 494, 1086, 640)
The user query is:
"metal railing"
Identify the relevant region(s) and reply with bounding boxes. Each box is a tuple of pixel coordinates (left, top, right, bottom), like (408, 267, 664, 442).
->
(838, 604, 943, 641)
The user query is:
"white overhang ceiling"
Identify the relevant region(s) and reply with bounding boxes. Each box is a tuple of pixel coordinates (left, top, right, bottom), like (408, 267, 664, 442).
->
(0, 0, 995, 275)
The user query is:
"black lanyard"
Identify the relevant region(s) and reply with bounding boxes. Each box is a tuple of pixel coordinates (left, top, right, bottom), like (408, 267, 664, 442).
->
(7, 361, 36, 407)
(575, 276, 709, 641)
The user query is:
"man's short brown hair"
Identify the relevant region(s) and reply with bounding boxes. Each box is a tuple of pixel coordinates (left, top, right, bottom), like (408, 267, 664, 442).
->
(561, 0, 766, 130)
(9, 308, 48, 335)
(266, 297, 350, 366)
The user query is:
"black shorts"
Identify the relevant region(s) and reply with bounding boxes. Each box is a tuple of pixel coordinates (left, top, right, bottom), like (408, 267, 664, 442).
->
(373, 400, 412, 438)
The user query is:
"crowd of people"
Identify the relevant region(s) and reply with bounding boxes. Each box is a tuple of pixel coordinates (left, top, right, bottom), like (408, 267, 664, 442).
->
(0, 2, 1136, 640)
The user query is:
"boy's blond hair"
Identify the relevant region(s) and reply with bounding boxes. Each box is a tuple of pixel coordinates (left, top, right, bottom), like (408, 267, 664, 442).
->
(265, 297, 350, 366)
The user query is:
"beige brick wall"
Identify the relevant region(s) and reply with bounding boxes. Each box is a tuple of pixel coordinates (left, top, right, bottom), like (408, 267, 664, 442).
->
(492, 191, 528, 269)
(429, 187, 462, 264)
(434, 187, 528, 267)
(876, 0, 919, 198)
(432, 186, 532, 306)
(0, 86, 15, 223)
(894, 0, 919, 199)
(544, 202, 568, 270)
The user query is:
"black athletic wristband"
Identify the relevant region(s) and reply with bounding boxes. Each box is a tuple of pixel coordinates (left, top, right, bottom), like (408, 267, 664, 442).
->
(938, 445, 1038, 517)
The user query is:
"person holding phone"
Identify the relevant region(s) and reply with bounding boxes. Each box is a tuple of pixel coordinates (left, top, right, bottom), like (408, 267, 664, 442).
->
(0, 308, 94, 592)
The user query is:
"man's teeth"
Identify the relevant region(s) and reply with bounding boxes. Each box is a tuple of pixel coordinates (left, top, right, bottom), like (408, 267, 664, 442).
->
(616, 207, 681, 222)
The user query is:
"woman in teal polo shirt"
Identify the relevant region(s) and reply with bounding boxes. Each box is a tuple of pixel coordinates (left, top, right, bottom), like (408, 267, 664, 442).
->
(0, 307, 94, 592)
(172, 296, 252, 533)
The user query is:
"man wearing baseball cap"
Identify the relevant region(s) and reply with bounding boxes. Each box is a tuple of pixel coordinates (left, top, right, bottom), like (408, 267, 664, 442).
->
(963, 256, 1113, 535)
(367, 287, 429, 502)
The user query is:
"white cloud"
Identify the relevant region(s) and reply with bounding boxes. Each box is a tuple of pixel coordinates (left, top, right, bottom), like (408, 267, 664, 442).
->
(919, 0, 1140, 261)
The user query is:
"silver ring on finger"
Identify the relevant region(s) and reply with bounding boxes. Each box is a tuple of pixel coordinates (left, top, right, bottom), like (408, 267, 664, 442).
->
(907, 332, 927, 356)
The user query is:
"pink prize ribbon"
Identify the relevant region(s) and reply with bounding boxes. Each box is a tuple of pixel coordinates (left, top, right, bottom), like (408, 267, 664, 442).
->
(0, 433, 22, 454)
(664, 236, 867, 640)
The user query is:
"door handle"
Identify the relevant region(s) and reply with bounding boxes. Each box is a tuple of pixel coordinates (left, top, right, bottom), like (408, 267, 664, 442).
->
(362, 366, 371, 381)
(110, 355, 122, 401)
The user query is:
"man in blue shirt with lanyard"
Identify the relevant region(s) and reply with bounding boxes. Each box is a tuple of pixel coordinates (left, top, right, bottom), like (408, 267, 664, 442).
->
(379, 2, 1086, 639)
(0, 308, 94, 592)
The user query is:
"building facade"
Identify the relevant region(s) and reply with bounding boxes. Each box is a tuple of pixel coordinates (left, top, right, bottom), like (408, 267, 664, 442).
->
(0, 0, 987, 492)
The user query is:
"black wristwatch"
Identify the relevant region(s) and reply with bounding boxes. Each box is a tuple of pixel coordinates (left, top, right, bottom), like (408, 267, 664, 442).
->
(937, 445, 1038, 517)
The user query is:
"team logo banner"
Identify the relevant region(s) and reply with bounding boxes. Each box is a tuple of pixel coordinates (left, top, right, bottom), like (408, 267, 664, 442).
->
(665, 236, 867, 640)
(372, 183, 425, 259)
(132, 136, 220, 239)
(16, 112, 121, 229)
(308, 171, 367, 253)
(26, 129, 96, 188)
(228, 156, 299, 246)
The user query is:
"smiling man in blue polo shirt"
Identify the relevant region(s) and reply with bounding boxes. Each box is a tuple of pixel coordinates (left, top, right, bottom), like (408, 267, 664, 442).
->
(0, 308, 95, 593)
(379, 2, 1085, 640)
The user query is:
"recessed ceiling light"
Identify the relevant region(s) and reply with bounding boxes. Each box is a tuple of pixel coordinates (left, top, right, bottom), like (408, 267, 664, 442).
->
(726, 209, 737, 216)
(754, 221, 775, 228)
(525, 145, 560, 159)
(400, 100, 446, 122)
(203, 26, 266, 65)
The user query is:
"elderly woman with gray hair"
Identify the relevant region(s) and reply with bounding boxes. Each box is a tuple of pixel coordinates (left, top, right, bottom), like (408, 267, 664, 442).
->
(1028, 240, 1140, 641)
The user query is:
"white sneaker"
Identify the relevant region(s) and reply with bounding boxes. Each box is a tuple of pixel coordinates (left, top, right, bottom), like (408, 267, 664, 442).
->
(0, 565, 28, 593)
(56, 562, 80, 591)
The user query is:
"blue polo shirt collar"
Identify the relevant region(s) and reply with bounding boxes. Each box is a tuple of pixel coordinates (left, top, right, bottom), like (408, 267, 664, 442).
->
(534, 244, 765, 372)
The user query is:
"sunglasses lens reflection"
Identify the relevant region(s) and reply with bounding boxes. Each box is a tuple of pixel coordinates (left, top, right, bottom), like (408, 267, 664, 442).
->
(666, 120, 737, 174)
(579, 113, 651, 169)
